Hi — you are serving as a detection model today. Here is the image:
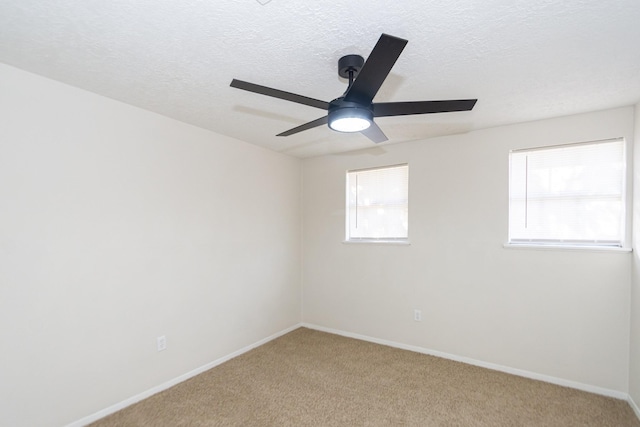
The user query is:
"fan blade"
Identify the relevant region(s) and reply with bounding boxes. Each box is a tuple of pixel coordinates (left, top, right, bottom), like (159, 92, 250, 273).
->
(231, 79, 330, 110)
(373, 99, 477, 117)
(360, 121, 388, 143)
(344, 34, 408, 104)
(277, 116, 329, 137)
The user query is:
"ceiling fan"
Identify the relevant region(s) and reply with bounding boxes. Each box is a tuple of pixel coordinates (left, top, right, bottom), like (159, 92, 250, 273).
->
(230, 34, 477, 143)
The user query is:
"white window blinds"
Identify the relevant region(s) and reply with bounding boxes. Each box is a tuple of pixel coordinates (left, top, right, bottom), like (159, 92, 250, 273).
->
(508, 138, 625, 247)
(346, 164, 409, 241)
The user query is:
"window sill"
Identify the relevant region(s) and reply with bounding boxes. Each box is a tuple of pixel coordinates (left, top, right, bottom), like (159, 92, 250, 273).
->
(343, 239, 411, 246)
(503, 243, 632, 253)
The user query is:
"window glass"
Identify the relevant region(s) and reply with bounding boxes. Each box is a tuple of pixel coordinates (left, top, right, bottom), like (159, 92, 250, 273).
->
(508, 138, 625, 247)
(346, 164, 409, 242)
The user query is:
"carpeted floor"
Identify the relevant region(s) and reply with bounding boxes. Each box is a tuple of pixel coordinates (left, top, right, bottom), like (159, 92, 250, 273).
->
(90, 327, 640, 426)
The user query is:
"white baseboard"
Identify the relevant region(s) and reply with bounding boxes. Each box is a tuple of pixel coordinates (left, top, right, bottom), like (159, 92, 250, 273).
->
(67, 323, 303, 427)
(630, 395, 640, 421)
(68, 322, 638, 426)
(302, 323, 629, 401)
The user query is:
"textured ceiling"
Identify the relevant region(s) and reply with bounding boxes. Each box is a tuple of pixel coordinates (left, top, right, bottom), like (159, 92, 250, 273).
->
(1, 1, 639, 158)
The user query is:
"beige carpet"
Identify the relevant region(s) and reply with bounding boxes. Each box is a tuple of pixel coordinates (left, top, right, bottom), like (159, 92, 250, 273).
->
(90, 327, 640, 426)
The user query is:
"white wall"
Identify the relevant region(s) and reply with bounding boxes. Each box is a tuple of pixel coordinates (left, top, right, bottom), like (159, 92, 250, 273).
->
(631, 102, 640, 411)
(303, 107, 634, 394)
(0, 63, 302, 427)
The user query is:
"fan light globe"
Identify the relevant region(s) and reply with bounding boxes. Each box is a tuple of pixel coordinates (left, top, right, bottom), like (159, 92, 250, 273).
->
(330, 116, 371, 132)
(328, 105, 373, 133)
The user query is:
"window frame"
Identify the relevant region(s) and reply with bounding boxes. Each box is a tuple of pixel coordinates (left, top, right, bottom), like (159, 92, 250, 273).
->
(506, 137, 629, 251)
(344, 163, 410, 244)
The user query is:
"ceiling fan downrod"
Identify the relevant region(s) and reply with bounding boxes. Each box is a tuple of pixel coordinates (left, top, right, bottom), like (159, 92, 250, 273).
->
(338, 54, 364, 90)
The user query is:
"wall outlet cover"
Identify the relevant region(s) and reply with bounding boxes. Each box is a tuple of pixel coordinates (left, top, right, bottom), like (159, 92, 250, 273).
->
(157, 336, 167, 352)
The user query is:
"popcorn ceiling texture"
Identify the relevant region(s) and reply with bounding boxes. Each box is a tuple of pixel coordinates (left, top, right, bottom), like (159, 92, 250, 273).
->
(0, 0, 639, 158)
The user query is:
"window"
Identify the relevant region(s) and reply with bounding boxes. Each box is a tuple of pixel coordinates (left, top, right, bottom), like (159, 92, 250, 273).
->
(508, 138, 626, 248)
(346, 164, 409, 242)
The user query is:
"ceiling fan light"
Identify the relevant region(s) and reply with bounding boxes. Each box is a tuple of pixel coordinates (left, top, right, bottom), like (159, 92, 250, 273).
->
(328, 106, 373, 133)
(330, 116, 371, 132)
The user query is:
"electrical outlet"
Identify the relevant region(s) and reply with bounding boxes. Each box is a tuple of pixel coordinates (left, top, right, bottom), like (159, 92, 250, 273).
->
(414, 309, 422, 322)
(157, 335, 167, 352)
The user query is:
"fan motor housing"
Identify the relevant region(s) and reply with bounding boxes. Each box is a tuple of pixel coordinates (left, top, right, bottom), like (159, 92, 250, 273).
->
(328, 97, 373, 132)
